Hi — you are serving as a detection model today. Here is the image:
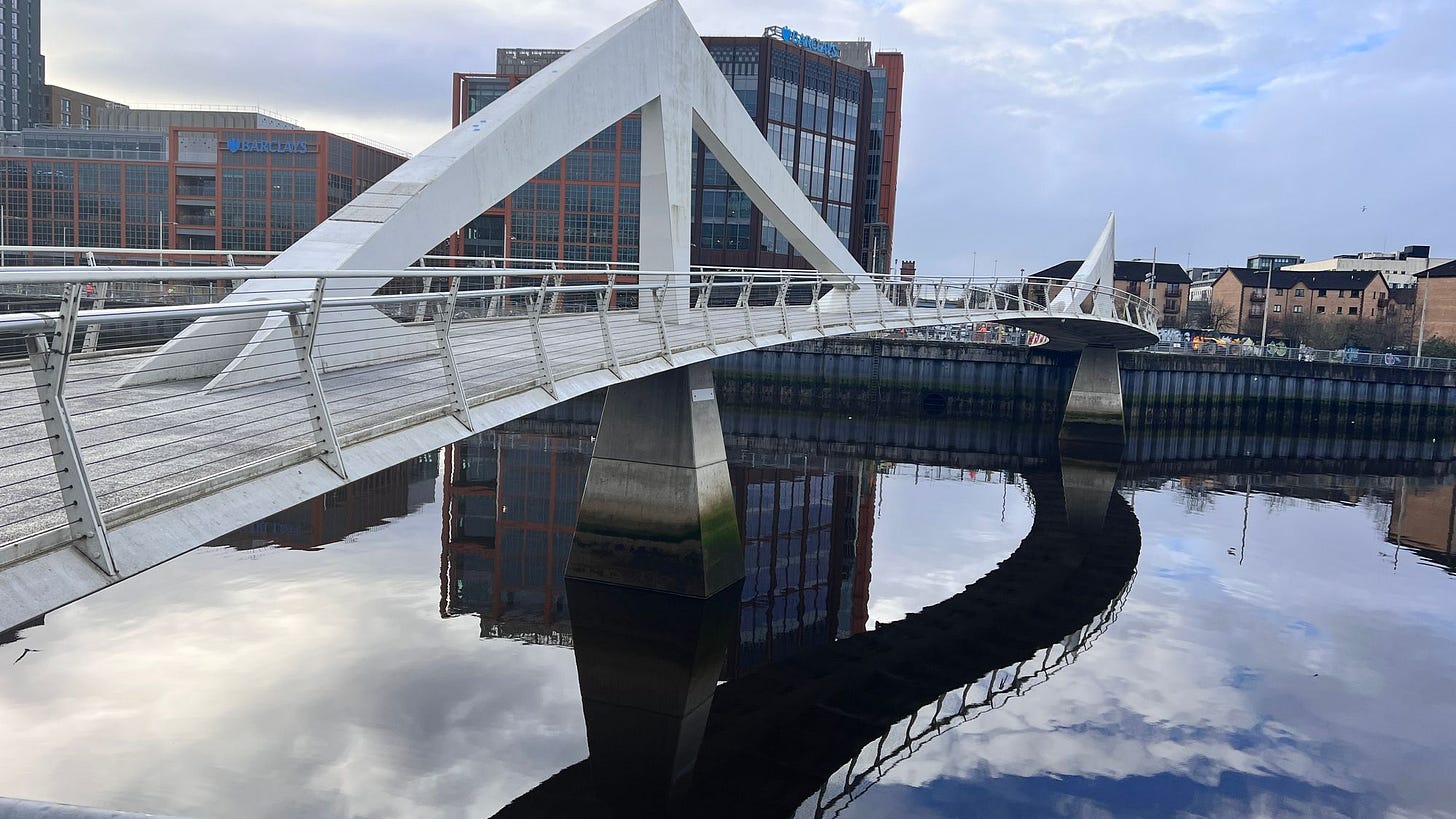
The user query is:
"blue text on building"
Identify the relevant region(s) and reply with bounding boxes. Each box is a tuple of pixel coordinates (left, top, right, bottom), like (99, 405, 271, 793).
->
(764, 25, 840, 60)
(226, 137, 313, 154)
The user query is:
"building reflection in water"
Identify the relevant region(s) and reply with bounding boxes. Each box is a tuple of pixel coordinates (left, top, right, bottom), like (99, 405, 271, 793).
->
(205, 453, 439, 550)
(1388, 480, 1456, 573)
(491, 452, 1140, 818)
(440, 433, 587, 644)
(439, 430, 876, 674)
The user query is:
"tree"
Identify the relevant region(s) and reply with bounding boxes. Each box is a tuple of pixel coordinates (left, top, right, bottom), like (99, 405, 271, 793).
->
(1208, 299, 1239, 333)
(1421, 336, 1456, 359)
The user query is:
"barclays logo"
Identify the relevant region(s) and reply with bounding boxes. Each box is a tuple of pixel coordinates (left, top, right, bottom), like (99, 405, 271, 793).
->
(765, 25, 840, 60)
(226, 137, 312, 154)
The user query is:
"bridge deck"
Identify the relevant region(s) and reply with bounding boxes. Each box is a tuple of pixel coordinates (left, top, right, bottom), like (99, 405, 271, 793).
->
(0, 275, 1155, 633)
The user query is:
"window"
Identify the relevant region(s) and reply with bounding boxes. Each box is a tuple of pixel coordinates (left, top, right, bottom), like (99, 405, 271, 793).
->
(1273, 304, 1282, 313)
(1275, 288, 1284, 295)
(1293, 305, 1303, 313)
(1340, 290, 1348, 298)
(1316, 306, 1325, 314)
(1335, 306, 1343, 314)
(1294, 289, 1305, 297)
(1318, 289, 1327, 297)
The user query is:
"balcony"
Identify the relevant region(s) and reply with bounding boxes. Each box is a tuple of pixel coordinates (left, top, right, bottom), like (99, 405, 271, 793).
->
(1162, 300, 1180, 313)
(1250, 291, 1266, 302)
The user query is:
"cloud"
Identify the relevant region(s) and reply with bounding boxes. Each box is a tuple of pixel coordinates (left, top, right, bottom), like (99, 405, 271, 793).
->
(35, 0, 1456, 309)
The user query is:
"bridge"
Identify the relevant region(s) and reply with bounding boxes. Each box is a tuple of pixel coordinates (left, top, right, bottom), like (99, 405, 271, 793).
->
(493, 456, 1140, 817)
(0, 0, 1154, 633)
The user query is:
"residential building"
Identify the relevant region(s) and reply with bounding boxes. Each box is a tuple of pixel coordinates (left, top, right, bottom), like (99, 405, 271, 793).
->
(0, 120, 404, 255)
(1, 0, 44, 130)
(1388, 484, 1456, 575)
(450, 27, 902, 273)
(42, 85, 124, 129)
(1030, 259, 1191, 328)
(1411, 259, 1456, 348)
(1284, 245, 1448, 287)
(1207, 268, 1396, 342)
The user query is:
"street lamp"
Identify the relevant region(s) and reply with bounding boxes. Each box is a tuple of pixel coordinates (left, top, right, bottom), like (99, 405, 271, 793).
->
(1416, 255, 1432, 359)
(1258, 261, 1273, 353)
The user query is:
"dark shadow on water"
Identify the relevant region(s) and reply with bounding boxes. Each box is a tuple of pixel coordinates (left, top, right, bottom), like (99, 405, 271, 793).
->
(492, 446, 1141, 818)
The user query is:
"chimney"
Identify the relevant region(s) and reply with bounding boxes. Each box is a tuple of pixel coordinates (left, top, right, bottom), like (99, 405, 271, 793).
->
(899, 260, 916, 280)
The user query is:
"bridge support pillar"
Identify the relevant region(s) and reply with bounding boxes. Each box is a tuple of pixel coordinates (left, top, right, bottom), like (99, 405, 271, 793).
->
(566, 361, 743, 596)
(565, 360, 743, 811)
(565, 576, 742, 813)
(1060, 345, 1125, 449)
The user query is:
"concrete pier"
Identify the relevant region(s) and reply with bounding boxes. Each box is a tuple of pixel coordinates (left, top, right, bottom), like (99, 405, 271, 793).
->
(1060, 345, 1125, 448)
(565, 361, 744, 597)
(566, 578, 741, 815)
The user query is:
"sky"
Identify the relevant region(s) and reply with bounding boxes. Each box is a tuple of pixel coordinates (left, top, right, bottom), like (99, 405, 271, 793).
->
(41, 0, 1456, 276)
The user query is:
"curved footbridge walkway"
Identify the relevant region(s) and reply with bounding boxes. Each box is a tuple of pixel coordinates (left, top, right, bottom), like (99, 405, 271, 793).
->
(0, 266, 1152, 631)
(0, 0, 1155, 633)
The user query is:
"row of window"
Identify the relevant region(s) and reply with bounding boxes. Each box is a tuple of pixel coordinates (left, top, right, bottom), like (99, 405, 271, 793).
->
(1266, 287, 1365, 298)
(508, 212, 640, 246)
(1264, 304, 1375, 315)
(0, 162, 169, 193)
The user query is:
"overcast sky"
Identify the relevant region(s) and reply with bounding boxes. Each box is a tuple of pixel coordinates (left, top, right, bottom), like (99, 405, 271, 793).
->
(42, 0, 1455, 275)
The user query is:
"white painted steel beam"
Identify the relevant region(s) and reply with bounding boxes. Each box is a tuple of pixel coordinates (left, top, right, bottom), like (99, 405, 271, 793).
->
(126, 0, 872, 391)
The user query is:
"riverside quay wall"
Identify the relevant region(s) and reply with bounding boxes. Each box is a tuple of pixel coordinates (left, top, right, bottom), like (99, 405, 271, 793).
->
(711, 337, 1456, 445)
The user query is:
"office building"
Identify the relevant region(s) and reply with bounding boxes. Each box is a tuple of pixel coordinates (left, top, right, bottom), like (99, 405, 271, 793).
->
(0, 116, 405, 254)
(1247, 253, 1304, 275)
(439, 429, 876, 668)
(1284, 245, 1449, 287)
(450, 27, 903, 273)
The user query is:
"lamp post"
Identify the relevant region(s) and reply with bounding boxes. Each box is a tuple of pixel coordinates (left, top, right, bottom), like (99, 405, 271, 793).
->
(1258, 262, 1273, 353)
(1416, 255, 1432, 359)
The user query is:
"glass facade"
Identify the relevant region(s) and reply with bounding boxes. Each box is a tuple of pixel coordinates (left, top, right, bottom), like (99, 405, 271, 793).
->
(453, 34, 897, 272)
(0, 0, 42, 131)
(0, 126, 403, 255)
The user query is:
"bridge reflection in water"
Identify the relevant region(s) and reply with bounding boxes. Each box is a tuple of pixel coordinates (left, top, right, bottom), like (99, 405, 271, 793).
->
(178, 389, 1456, 817)
(484, 441, 1137, 818)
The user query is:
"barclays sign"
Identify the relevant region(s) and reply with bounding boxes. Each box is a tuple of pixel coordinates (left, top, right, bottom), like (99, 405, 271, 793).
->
(764, 25, 840, 60)
(226, 137, 312, 154)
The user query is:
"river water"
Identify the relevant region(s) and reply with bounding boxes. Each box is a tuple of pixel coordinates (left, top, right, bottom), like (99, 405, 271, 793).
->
(2, 387, 1455, 818)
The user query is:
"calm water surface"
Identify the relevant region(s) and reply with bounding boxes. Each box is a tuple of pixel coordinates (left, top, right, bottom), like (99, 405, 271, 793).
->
(2, 406, 1455, 818)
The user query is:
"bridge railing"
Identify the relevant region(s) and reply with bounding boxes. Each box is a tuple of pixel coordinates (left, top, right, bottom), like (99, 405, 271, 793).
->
(0, 266, 1155, 570)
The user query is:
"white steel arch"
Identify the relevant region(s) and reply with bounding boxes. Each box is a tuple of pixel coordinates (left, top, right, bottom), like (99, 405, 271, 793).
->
(123, 0, 874, 391)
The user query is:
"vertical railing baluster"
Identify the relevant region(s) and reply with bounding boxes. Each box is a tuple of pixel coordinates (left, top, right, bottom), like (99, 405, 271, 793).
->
(777, 279, 791, 336)
(81, 261, 107, 355)
(287, 279, 347, 480)
(740, 275, 755, 341)
(654, 286, 673, 363)
(433, 276, 473, 431)
(813, 276, 826, 334)
(597, 280, 621, 376)
(528, 286, 557, 395)
(27, 282, 115, 575)
(875, 274, 885, 326)
(700, 273, 717, 352)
